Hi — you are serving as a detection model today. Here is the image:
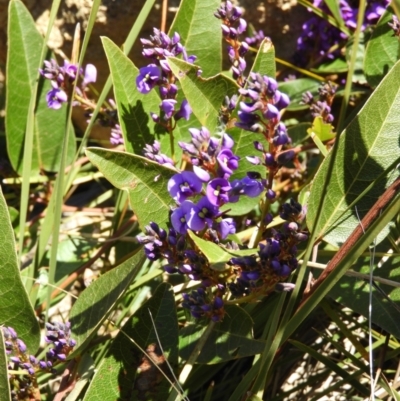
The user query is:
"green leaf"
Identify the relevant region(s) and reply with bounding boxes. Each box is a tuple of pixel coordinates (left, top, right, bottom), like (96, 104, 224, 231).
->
(365, 7, 399, 88)
(167, 57, 239, 133)
(179, 305, 264, 364)
(82, 283, 178, 401)
(6, 0, 75, 174)
(288, 122, 312, 146)
(0, 186, 40, 354)
(86, 147, 175, 229)
(101, 37, 161, 155)
(307, 59, 400, 247)
(220, 193, 260, 217)
(169, 0, 222, 77)
(278, 78, 321, 111)
(250, 38, 276, 78)
(313, 57, 348, 74)
(36, 238, 91, 304)
(308, 116, 335, 141)
(0, 331, 11, 401)
(187, 230, 231, 271)
(70, 250, 146, 354)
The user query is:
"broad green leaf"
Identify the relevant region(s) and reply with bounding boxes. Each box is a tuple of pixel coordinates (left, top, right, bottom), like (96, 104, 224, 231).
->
(83, 283, 178, 401)
(6, 0, 75, 174)
(169, 0, 222, 77)
(167, 57, 239, 133)
(250, 38, 276, 78)
(86, 147, 175, 229)
(70, 250, 146, 354)
(278, 78, 321, 111)
(220, 193, 260, 217)
(365, 7, 399, 88)
(0, 186, 40, 354)
(313, 57, 348, 73)
(179, 305, 264, 364)
(308, 116, 335, 141)
(188, 230, 231, 271)
(307, 59, 400, 247)
(101, 37, 161, 155)
(36, 238, 91, 304)
(0, 331, 11, 401)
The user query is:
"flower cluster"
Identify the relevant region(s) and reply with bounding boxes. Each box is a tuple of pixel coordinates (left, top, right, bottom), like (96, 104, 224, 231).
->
(137, 5, 307, 322)
(136, 28, 194, 127)
(40, 59, 123, 146)
(2, 323, 76, 401)
(40, 59, 97, 110)
(214, 1, 249, 86)
(143, 140, 175, 168)
(171, 127, 266, 234)
(228, 200, 307, 298)
(182, 288, 225, 322)
(295, 0, 389, 67)
(245, 29, 267, 48)
(301, 81, 337, 124)
(389, 14, 400, 37)
(237, 73, 292, 198)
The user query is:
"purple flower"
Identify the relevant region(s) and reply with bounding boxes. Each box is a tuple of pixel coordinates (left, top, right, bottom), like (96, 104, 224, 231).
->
(229, 176, 264, 202)
(206, 178, 231, 206)
(171, 201, 197, 234)
(175, 99, 192, 121)
(168, 171, 203, 203)
(215, 217, 236, 239)
(40, 59, 61, 81)
(160, 99, 177, 119)
(263, 103, 280, 120)
(194, 196, 219, 228)
(221, 133, 234, 149)
(46, 85, 68, 109)
(241, 270, 260, 281)
(217, 148, 240, 178)
(274, 91, 290, 109)
(110, 124, 124, 145)
(136, 64, 161, 94)
(193, 165, 210, 182)
(83, 63, 97, 86)
(62, 61, 80, 81)
(241, 176, 264, 197)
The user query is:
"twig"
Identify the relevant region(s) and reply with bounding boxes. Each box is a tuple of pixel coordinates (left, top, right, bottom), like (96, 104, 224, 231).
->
(161, 0, 168, 32)
(301, 177, 400, 305)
